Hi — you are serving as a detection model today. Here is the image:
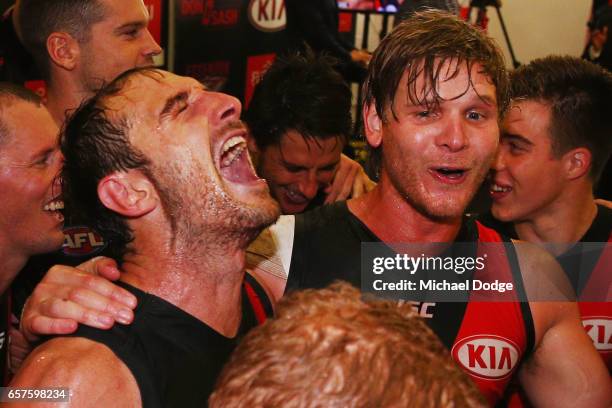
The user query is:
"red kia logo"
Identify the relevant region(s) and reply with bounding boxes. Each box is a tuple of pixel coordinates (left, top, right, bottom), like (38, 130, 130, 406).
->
(452, 335, 520, 380)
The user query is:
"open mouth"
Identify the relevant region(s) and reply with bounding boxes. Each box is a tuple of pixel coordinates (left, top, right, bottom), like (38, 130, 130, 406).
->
(430, 167, 468, 184)
(218, 135, 261, 184)
(44, 198, 65, 222)
(489, 183, 512, 199)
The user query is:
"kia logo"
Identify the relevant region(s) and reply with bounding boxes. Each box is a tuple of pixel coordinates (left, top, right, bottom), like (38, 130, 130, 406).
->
(583, 318, 612, 351)
(452, 335, 520, 379)
(248, 0, 285, 32)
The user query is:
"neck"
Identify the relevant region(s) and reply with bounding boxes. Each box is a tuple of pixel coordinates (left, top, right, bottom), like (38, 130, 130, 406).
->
(0, 240, 28, 295)
(119, 224, 246, 338)
(514, 183, 597, 247)
(45, 77, 92, 127)
(348, 180, 463, 243)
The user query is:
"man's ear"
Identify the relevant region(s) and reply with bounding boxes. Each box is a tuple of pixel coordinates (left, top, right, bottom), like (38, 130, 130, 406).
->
(97, 172, 157, 217)
(363, 102, 383, 148)
(46, 32, 80, 71)
(563, 147, 592, 180)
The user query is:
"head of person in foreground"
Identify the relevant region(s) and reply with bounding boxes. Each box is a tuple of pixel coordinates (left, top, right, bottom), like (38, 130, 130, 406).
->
(210, 282, 486, 408)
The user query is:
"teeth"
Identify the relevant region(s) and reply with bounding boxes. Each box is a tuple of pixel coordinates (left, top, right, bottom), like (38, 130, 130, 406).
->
(220, 136, 246, 167)
(222, 136, 246, 154)
(44, 200, 64, 211)
(491, 184, 511, 193)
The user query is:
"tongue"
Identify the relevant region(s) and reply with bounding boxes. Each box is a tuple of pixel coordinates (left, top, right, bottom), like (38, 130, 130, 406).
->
(220, 149, 260, 183)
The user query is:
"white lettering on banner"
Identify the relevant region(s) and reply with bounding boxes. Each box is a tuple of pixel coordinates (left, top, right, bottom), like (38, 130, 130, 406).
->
(248, 0, 285, 32)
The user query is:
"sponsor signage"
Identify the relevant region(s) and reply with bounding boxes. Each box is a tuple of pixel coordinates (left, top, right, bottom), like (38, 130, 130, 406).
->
(247, 0, 285, 32)
(583, 318, 612, 351)
(62, 226, 107, 257)
(452, 335, 519, 379)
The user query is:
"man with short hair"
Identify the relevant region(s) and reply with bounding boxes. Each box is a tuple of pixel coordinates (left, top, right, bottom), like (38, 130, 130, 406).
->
(210, 282, 486, 408)
(18, 12, 612, 405)
(484, 55, 612, 371)
(10, 68, 281, 406)
(0, 83, 64, 383)
(16, 0, 161, 125)
(282, 12, 611, 406)
(245, 51, 369, 215)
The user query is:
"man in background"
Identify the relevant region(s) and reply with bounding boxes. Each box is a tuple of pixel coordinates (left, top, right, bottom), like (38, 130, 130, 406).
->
(485, 55, 612, 371)
(245, 51, 372, 215)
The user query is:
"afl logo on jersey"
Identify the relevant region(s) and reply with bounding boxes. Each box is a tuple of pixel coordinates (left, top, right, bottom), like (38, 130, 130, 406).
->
(62, 226, 107, 257)
(452, 335, 520, 379)
(583, 318, 612, 351)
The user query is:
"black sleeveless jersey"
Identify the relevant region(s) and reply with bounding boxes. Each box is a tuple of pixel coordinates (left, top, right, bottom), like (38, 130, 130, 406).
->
(63, 276, 271, 407)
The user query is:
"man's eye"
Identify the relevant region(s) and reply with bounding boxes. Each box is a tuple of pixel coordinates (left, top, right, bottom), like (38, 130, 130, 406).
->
(467, 111, 484, 120)
(416, 111, 431, 118)
(123, 29, 140, 39)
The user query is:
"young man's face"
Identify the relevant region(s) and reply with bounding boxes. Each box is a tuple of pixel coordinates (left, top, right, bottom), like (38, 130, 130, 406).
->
(256, 130, 343, 214)
(78, 0, 161, 92)
(490, 100, 566, 223)
(0, 101, 64, 256)
(368, 60, 499, 220)
(111, 71, 280, 237)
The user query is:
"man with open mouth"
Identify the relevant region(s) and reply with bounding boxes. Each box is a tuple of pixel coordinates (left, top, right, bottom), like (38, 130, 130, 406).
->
(0, 83, 64, 386)
(480, 56, 612, 398)
(10, 68, 281, 406)
(15, 11, 612, 407)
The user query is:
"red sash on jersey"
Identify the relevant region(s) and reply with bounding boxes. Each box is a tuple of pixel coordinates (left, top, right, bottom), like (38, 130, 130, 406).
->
(450, 222, 530, 406)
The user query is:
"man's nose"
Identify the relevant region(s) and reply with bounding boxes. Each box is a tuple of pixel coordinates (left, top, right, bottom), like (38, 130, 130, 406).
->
(142, 28, 162, 59)
(436, 117, 468, 152)
(209, 93, 242, 126)
(298, 173, 319, 200)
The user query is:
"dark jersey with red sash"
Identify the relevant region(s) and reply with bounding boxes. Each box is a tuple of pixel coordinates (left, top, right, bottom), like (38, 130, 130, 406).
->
(480, 205, 612, 371)
(58, 274, 271, 407)
(287, 202, 534, 405)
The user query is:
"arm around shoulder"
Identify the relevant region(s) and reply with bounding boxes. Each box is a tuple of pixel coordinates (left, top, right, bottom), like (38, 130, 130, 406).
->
(10, 337, 141, 408)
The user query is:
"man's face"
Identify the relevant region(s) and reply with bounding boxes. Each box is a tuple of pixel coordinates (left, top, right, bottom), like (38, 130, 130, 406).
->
(374, 61, 499, 220)
(78, 0, 161, 92)
(256, 130, 343, 214)
(0, 101, 64, 256)
(490, 100, 565, 223)
(114, 71, 280, 243)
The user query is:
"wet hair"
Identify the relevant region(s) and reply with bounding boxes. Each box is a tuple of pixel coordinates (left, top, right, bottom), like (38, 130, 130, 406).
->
(244, 50, 352, 151)
(210, 281, 486, 408)
(510, 55, 612, 183)
(0, 82, 42, 146)
(61, 67, 160, 262)
(17, 0, 107, 79)
(363, 10, 509, 171)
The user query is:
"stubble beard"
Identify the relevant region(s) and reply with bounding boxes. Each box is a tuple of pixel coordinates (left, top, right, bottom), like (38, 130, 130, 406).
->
(151, 160, 280, 255)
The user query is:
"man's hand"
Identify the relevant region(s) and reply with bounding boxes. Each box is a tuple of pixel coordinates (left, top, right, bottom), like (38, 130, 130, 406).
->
(20, 257, 136, 343)
(324, 154, 376, 204)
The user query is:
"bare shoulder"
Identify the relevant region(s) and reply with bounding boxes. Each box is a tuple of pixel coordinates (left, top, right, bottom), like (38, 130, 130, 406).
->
(512, 240, 576, 304)
(10, 337, 141, 408)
